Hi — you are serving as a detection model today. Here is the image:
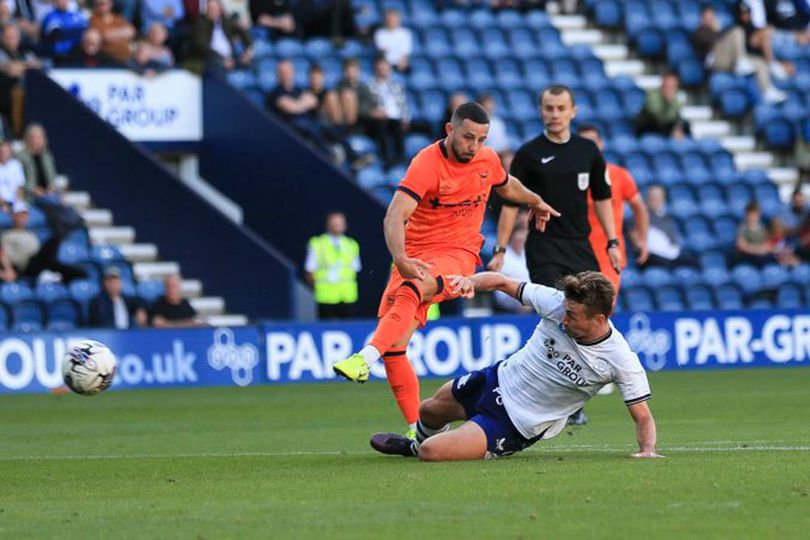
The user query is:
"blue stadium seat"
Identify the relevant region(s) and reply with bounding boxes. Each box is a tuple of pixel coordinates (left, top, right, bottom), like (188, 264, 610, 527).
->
(274, 38, 303, 58)
(226, 70, 256, 90)
(408, 69, 437, 91)
(1, 282, 33, 304)
(91, 244, 125, 264)
(753, 184, 782, 217)
(685, 285, 715, 311)
(418, 90, 446, 123)
(47, 299, 80, 328)
(672, 266, 705, 288)
(252, 39, 273, 59)
(439, 9, 466, 27)
(137, 280, 165, 304)
(422, 28, 450, 59)
(642, 267, 672, 288)
(495, 9, 524, 30)
(525, 10, 551, 29)
(450, 28, 480, 57)
(494, 59, 524, 88)
(748, 298, 773, 310)
(761, 264, 790, 289)
(348, 135, 377, 156)
(57, 241, 90, 265)
(654, 286, 684, 312)
(12, 301, 44, 329)
(509, 28, 538, 60)
(468, 9, 496, 30)
(716, 284, 743, 310)
(625, 286, 654, 311)
(356, 166, 386, 189)
(435, 58, 465, 91)
(304, 38, 333, 60)
(791, 263, 810, 284)
(522, 59, 550, 90)
(621, 87, 646, 118)
(635, 27, 665, 57)
(700, 251, 727, 271)
(731, 264, 763, 295)
(405, 134, 432, 160)
(719, 88, 751, 117)
(703, 266, 731, 288)
(679, 152, 711, 184)
(507, 90, 536, 122)
(481, 29, 511, 60)
(621, 267, 642, 289)
(762, 118, 795, 149)
(594, 0, 623, 28)
(776, 284, 803, 309)
(712, 216, 739, 246)
(35, 282, 68, 303)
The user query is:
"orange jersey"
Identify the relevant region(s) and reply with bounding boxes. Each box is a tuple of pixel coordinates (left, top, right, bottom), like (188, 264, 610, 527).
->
(587, 163, 638, 269)
(396, 140, 507, 261)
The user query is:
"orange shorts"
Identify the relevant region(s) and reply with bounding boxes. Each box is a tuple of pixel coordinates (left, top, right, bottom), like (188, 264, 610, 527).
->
(378, 249, 479, 327)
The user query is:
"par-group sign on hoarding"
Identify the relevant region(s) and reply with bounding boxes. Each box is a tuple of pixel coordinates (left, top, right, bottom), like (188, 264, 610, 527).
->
(49, 69, 202, 141)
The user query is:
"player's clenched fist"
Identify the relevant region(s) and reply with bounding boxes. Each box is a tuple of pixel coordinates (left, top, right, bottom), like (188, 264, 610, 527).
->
(447, 275, 475, 299)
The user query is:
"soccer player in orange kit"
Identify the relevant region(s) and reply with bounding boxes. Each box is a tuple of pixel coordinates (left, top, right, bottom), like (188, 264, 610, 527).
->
(578, 124, 649, 295)
(332, 102, 559, 438)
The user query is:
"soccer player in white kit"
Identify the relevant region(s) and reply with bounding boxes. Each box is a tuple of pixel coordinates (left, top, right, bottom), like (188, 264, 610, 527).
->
(370, 270, 663, 461)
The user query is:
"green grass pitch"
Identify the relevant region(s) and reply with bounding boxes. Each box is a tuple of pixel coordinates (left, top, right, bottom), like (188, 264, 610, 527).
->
(2, 368, 809, 539)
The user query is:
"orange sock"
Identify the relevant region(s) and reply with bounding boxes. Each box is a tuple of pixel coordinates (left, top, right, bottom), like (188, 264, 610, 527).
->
(382, 350, 420, 425)
(369, 282, 421, 355)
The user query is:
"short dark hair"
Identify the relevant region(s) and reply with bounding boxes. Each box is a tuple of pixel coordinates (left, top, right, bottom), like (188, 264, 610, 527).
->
(451, 102, 490, 126)
(309, 63, 323, 74)
(576, 123, 601, 136)
(374, 54, 389, 66)
(558, 271, 615, 318)
(745, 201, 760, 214)
(540, 84, 575, 106)
(342, 57, 358, 69)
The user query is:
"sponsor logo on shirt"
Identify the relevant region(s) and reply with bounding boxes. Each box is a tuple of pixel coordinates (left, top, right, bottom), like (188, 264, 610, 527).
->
(544, 338, 587, 386)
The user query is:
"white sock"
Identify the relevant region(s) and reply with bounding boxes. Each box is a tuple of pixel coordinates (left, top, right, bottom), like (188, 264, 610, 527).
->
(358, 345, 380, 365)
(408, 422, 417, 432)
(414, 419, 449, 449)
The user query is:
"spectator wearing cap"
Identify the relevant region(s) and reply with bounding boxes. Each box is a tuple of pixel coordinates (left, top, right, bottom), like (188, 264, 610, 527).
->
(1, 201, 86, 282)
(150, 273, 204, 327)
(88, 267, 148, 328)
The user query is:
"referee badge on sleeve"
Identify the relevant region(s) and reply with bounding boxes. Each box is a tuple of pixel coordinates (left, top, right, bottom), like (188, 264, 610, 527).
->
(577, 172, 590, 191)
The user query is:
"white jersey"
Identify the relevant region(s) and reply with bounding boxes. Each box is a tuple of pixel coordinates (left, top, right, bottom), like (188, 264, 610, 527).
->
(498, 283, 651, 440)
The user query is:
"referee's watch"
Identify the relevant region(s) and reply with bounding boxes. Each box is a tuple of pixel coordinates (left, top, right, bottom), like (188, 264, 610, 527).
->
(493, 245, 506, 256)
(606, 238, 620, 251)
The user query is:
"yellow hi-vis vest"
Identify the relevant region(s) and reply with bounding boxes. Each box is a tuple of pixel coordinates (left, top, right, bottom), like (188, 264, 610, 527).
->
(310, 234, 359, 304)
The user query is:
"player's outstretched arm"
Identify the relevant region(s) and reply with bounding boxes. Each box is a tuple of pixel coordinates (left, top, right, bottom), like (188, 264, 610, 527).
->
(495, 175, 560, 232)
(447, 272, 522, 299)
(627, 401, 664, 458)
(384, 192, 432, 280)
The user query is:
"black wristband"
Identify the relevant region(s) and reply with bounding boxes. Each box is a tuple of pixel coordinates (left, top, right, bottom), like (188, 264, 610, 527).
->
(606, 239, 620, 251)
(493, 245, 506, 256)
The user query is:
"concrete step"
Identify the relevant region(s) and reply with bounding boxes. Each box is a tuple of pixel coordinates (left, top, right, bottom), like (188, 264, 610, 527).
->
(88, 226, 135, 245)
(604, 60, 645, 77)
(592, 44, 628, 61)
(768, 167, 800, 185)
(182, 279, 202, 298)
(550, 14, 587, 30)
(119, 243, 158, 263)
(560, 29, 604, 46)
(721, 136, 756, 153)
(190, 296, 225, 316)
(690, 120, 732, 139)
(133, 261, 180, 282)
(205, 314, 249, 327)
(80, 208, 112, 227)
(734, 152, 774, 171)
(63, 191, 91, 210)
(633, 75, 662, 90)
(681, 105, 713, 122)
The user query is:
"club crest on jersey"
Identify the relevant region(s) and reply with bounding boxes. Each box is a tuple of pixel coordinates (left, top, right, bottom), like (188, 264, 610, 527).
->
(478, 170, 489, 186)
(577, 172, 590, 191)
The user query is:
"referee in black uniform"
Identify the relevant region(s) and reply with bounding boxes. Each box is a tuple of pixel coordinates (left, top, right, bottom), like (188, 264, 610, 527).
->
(489, 85, 621, 425)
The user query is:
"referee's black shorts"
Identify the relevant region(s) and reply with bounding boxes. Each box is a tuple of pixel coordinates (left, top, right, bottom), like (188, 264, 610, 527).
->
(525, 234, 600, 288)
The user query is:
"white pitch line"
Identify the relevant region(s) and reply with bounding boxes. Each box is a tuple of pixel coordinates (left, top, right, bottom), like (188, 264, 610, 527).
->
(0, 445, 808, 462)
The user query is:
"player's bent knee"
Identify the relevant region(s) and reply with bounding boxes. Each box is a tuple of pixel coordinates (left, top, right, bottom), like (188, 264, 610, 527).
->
(417, 439, 442, 462)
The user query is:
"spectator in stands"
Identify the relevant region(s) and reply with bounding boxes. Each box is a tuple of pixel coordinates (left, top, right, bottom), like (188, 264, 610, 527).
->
(373, 8, 412, 72)
(768, 216, 802, 266)
(143, 23, 175, 68)
(693, 5, 787, 103)
(294, 0, 358, 43)
(187, 0, 253, 75)
(1, 201, 86, 282)
(635, 72, 689, 139)
(16, 123, 56, 198)
(140, 0, 184, 35)
(493, 212, 532, 314)
(335, 57, 374, 128)
(0, 140, 25, 209)
(0, 24, 40, 137)
(88, 266, 148, 329)
(308, 63, 342, 126)
(61, 28, 120, 67)
(766, 0, 810, 45)
(304, 211, 361, 320)
(249, 0, 296, 39)
(796, 212, 810, 261)
(0, 243, 16, 282)
(151, 273, 204, 327)
(42, 0, 88, 60)
(779, 188, 809, 239)
(366, 56, 408, 167)
(128, 40, 167, 76)
(477, 93, 513, 169)
(89, 0, 135, 63)
(442, 91, 468, 128)
(736, 201, 779, 266)
(736, 0, 793, 81)
(2, 1, 40, 42)
(640, 185, 696, 269)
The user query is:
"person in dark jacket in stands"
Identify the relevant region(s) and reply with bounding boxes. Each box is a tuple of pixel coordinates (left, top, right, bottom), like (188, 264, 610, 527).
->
(61, 28, 121, 68)
(88, 266, 148, 329)
(186, 0, 253, 75)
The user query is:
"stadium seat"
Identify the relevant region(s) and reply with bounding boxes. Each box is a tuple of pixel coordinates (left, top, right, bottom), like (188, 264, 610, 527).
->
(405, 134, 432, 160)
(731, 264, 763, 295)
(47, 299, 81, 328)
(137, 280, 165, 304)
(356, 167, 386, 189)
(654, 286, 684, 312)
(685, 285, 715, 311)
(776, 284, 803, 309)
(91, 244, 125, 264)
(761, 264, 791, 289)
(624, 286, 654, 312)
(1, 282, 33, 304)
(672, 266, 704, 288)
(791, 263, 810, 284)
(35, 282, 69, 303)
(641, 267, 672, 288)
(594, 0, 623, 28)
(716, 284, 743, 310)
(57, 241, 90, 265)
(11, 300, 44, 330)
(748, 298, 773, 310)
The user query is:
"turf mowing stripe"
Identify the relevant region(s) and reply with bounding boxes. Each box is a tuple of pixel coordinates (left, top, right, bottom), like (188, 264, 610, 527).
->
(1, 445, 809, 461)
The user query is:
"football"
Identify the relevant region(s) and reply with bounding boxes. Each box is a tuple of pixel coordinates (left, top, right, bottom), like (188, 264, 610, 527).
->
(61, 340, 117, 396)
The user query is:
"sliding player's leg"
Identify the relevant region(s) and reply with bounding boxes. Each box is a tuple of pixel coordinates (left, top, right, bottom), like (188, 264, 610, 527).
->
(380, 318, 421, 437)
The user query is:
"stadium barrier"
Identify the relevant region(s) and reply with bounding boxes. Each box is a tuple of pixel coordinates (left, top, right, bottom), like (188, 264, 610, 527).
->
(2, 309, 809, 393)
(24, 70, 297, 319)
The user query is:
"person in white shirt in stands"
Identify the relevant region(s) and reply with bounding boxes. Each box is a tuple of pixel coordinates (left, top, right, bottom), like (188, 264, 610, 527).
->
(373, 8, 412, 72)
(492, 211, 531, 314)
(367, 55, 409, 167)
(370, 270, 661, 461)
(0, 140, 26, 210)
